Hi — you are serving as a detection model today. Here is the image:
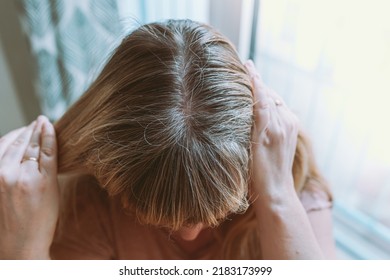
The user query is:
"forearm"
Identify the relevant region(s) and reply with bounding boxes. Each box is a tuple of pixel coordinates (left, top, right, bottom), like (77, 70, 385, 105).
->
(253, 185, 324, 259)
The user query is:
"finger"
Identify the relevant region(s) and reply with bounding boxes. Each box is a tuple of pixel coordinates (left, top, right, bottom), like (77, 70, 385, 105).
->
(279, 106, 300, 134)
(245, 60, 268, 108)
(39, 117, 57, 175)
(268, 97, 299, 144)
(267, 87, 298, 124)
(245, 60, 270, 134)
(267, 88, 285, 107)
(0, 121, 36, 166)
(0, 127, 26, 159)
(21, 117, 45, 171)
(264, 100, 280, 138)
(262, 86, 294, 127)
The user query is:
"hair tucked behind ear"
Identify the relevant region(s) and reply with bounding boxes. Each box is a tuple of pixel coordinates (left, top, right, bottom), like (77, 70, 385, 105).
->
(55, 19, 331, 259)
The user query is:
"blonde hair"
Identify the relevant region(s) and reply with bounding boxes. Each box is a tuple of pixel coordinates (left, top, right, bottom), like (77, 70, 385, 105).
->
(55, 19, 330, 259)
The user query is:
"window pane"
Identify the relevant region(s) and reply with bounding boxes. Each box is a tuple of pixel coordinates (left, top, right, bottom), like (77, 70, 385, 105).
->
(255, 0, 390, 259)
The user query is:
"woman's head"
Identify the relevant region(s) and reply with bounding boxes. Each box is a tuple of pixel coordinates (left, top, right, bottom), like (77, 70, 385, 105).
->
(55, 19, 253, 230)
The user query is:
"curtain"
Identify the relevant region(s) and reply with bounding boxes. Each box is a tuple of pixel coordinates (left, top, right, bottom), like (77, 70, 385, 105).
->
(19, 0, 122, 120)
(18, 0, 210, 120)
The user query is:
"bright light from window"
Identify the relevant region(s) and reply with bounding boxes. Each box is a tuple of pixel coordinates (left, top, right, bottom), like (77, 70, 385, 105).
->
(258, 1, 390, 256)
(260, 0, 390, 166)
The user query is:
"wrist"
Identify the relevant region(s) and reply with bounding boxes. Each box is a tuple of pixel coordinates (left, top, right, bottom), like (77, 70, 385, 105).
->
(252, 173, 295, 198)
(0, 242, 51, 260)
(251, 180, 300, 213)
(20, 249, 51, 260)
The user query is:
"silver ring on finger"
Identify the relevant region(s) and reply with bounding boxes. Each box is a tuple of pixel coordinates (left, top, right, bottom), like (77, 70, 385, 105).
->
(274, 99, 283, 106)
(22, 157, 38, 163)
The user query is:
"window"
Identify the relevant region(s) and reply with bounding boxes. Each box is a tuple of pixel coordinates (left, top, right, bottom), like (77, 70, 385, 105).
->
(251, 0, 390, 259)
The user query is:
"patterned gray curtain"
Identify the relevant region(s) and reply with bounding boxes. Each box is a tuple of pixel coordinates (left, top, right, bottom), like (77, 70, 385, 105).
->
(18, 0, 210, 120)
(19, 0, 122, 120)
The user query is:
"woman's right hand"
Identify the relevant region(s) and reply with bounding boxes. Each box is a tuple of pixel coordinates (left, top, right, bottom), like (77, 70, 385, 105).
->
(0, 116, 59, 259)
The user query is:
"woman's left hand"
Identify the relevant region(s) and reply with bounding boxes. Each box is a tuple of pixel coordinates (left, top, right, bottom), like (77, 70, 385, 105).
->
(245, 60, 299, 199)
(245, 61, 323, 259)
(0, 116, 59, 259)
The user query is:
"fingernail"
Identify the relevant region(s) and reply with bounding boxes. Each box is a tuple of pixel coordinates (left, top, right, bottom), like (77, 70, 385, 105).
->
(43, 121, 54, 134)
(246, 59, 255, 67)
(37, 115, 48, 122)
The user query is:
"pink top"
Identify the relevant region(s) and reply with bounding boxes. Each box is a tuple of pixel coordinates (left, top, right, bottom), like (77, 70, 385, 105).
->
(50, 178, 332, 260)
